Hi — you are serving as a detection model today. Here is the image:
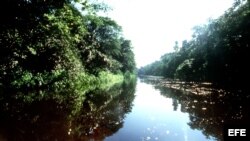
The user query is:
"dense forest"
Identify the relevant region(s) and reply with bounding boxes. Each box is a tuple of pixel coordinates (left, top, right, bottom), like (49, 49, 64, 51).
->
(0, 0, 136, 90)
(0, 1, 137, 139)
(138, 0, 250, 91)
(1, 1, 249, 140)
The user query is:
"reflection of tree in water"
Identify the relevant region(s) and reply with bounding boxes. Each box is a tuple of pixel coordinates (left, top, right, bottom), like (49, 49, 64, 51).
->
(0, 95, 73, 141)
(71, 80, 136, 140)
(142, 78, 250, 141)
(172, 99, 178, 111)
(0, 79, 136, 141)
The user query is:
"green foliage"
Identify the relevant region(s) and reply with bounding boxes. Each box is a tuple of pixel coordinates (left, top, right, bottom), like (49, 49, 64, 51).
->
(139, 1, 250, 90)
(78, 16, 136, 74)
(0, 0, 136, 90)
(175, 59, 194, 81)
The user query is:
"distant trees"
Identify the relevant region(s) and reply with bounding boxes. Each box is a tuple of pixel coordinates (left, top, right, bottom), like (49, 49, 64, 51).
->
(138, 0, 250, 90)
(0, 0, 136, 88)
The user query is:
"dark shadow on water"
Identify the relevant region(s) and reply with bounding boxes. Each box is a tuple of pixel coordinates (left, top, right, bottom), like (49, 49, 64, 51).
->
(140, 77, 250, 141)
(0, 79, 136, 141)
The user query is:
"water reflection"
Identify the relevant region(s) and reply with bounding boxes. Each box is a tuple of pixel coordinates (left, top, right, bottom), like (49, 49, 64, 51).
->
(1, 77, 249, 141)
(0, 79, 136, 141)
(141, 77, 250, 141)
(71, 80, 136, 140)
(106, 79, 214, 141)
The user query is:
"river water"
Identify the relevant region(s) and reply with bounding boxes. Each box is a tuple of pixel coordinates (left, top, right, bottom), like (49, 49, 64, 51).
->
(0, 77, 249, 141)
(106, 79, 215, 141)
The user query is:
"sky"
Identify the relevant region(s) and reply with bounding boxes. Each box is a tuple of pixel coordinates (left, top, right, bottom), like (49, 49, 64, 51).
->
(102, 0, 235, 67)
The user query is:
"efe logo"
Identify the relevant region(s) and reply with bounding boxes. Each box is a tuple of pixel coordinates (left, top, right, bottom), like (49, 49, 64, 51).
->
(223, 124, 249, 141)
(228, 129, 246, 136)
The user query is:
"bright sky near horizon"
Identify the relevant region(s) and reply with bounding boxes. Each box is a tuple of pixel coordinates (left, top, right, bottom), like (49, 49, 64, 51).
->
(102, 0, 234, 67)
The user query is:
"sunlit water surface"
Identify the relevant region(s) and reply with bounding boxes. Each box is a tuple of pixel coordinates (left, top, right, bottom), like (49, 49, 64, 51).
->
(105, 80, 215, 141)
(1, 77, 249, 141)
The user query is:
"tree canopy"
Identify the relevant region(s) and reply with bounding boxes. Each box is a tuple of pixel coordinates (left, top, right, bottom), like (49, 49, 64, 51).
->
(138, 0, 250, 91)
(0, 0, 136, 89)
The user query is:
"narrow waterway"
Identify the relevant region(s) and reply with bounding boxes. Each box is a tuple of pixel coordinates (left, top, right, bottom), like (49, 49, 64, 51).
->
(0, 77, 249, 141)
(105, 79, 215, 141)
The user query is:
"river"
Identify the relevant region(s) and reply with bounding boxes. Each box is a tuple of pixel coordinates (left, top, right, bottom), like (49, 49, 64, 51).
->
(0, 77, 249, 141)
(106, 79, 215, 141)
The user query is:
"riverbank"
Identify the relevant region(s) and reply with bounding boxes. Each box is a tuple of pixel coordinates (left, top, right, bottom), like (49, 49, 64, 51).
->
(141, 76, 227, 96)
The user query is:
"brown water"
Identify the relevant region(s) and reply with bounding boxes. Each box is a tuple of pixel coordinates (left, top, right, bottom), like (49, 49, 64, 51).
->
(0, 77, 249, 141)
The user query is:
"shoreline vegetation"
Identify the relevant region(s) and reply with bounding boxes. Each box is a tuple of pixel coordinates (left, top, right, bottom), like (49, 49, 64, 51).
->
(0, 0, 137, 117)
(0, 1, 136, 95)
(1, 72, 136, 103)
(138, 1, 250, 93)
(0, 75, 137, 141)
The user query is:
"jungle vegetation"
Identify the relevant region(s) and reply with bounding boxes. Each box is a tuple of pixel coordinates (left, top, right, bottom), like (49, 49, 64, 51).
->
(138, 0, 250, 91)
(0, 0, 136, 90)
